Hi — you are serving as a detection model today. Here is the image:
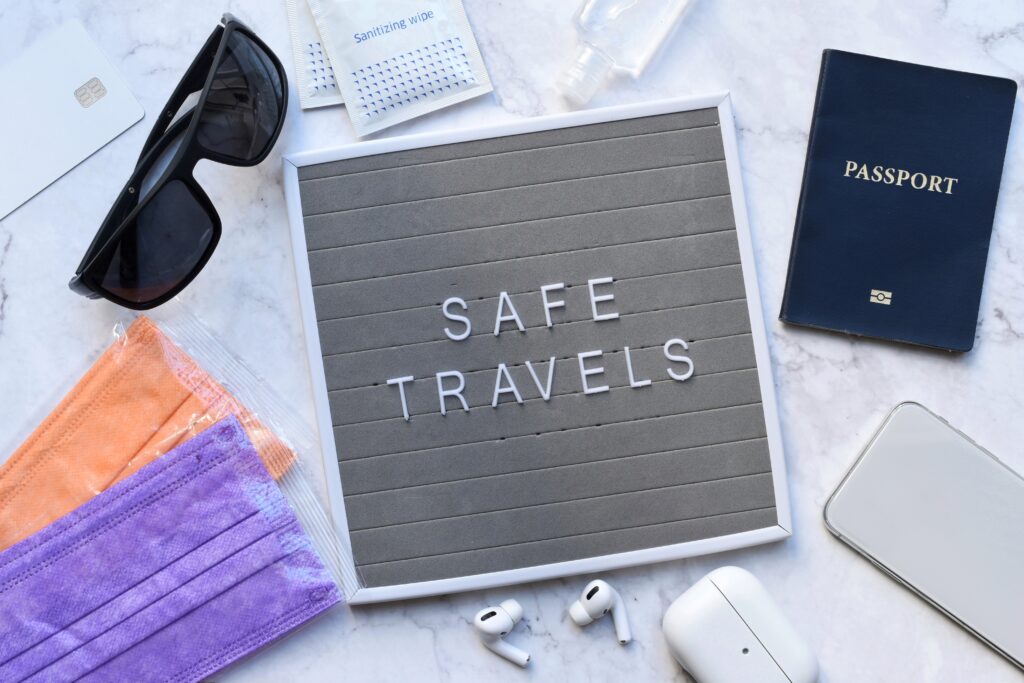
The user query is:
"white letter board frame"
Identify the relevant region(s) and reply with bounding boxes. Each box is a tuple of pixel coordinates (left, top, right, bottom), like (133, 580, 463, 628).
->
(282, 93, 791, 604)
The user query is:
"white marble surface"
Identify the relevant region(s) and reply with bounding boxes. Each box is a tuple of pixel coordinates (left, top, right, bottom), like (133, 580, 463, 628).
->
(1, 0, 1023, 681)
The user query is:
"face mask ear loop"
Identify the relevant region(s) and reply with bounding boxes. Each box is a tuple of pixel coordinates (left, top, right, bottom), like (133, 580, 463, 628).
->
(167, 357, 299, 481)
(171, 582, 335, 683)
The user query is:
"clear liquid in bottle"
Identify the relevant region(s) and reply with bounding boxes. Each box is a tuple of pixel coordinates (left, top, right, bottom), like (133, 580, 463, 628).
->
(560, 0, 696, 106)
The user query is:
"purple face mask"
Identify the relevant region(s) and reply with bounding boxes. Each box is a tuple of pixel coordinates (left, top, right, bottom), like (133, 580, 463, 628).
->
(0, 416, 340, 682)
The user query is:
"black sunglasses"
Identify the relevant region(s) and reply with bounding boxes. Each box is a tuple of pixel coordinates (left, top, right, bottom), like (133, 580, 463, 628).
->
(70, 14, 288, 309)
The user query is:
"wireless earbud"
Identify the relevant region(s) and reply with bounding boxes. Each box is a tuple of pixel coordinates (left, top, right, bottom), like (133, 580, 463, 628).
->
(569, 579, 632, 644)
(474, 599, 531, 667)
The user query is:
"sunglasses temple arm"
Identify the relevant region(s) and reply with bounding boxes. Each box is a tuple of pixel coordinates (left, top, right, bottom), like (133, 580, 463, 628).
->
(77, 108, 196, 280)
(138, 26, 224, 164)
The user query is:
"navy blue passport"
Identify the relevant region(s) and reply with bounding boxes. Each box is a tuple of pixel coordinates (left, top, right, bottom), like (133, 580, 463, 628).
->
(780, 50, 1017, 352)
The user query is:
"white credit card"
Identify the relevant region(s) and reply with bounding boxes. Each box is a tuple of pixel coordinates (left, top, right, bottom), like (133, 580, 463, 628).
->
(0, 21, 144, 220)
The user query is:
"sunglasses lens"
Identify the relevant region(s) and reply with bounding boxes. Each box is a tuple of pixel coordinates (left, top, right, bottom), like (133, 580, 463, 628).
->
(196, 30, 284, 162)
(94, 180, 215, 305)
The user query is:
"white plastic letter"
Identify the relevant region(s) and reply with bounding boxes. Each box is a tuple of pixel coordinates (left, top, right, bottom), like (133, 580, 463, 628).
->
(664, 339, 695, 382)
(577, 350, 610, 395)
(442, 297, 471, 341)
(435, 371, 469, 415)
(387, 375, 415, 421)
(491, 363, 524, 407)
(623, 346, 652, 388)
(525, 357, 557, 401)
(540, 283, 566, 328)
(587, 277, 620, 322)
(494, 291, 526, 336)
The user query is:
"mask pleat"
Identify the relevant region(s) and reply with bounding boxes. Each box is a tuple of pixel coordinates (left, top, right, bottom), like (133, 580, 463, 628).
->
(26, 530, 301, 681)
(3, 508, 266, 672)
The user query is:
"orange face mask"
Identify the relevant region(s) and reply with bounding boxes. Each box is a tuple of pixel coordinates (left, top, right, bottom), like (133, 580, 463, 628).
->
(0, 316, 295, 550)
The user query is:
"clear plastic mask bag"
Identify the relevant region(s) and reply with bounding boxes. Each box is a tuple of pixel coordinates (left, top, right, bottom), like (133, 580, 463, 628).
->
(308, 0, 493, 136)
(0, 301, 352, 680)
(0, 302, 352, 595)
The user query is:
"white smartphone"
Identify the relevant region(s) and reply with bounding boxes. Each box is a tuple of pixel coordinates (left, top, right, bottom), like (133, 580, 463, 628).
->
(825, 402, 1024, 670)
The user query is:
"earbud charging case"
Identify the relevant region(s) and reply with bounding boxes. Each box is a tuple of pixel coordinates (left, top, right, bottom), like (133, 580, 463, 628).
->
(662, 566, 818, 683)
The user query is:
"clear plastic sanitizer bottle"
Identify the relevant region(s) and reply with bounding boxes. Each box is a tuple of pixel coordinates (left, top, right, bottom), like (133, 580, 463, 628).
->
(560, 0, 696, 106)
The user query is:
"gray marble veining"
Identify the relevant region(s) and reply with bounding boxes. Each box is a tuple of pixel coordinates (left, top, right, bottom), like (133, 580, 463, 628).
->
(0, 0, 1021, 681)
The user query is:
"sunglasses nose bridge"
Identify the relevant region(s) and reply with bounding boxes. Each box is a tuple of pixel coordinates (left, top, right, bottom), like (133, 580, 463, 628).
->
(131, 109, 205, 200)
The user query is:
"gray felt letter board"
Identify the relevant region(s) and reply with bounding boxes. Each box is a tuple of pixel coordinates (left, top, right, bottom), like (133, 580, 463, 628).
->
(284, 96, 790, 603)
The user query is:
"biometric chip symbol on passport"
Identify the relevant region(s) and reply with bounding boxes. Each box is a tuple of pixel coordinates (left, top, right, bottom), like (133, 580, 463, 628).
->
(870, 289, 893, 305)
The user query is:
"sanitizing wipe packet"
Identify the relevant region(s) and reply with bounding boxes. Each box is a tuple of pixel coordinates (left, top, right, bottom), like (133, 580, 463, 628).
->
(286, 0, 344, 108)
(0, 416, 341, 682)
(308, 0, 492, 136)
